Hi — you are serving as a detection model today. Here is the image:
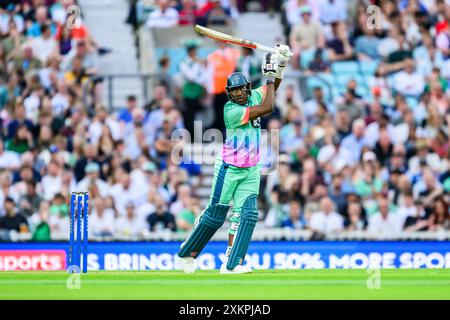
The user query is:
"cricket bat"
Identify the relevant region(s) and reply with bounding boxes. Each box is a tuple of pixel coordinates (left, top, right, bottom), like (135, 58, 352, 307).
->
(194, 24, 285, 55)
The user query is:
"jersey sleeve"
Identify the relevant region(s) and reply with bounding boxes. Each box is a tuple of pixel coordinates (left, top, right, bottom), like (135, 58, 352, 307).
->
(251, 85, 267, 105)
(224, 102, 250, 129)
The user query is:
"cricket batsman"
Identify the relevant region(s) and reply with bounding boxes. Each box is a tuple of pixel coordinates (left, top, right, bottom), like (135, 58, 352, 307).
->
(178, 44, 291, 274)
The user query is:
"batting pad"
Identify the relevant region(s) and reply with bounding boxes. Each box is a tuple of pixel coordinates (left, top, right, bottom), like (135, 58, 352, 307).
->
(178, 204, 230, 258)
(227, 194, 259, 270)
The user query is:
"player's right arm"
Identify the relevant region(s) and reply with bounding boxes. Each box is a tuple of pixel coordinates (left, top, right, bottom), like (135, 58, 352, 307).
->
(248, 53, 276, 120)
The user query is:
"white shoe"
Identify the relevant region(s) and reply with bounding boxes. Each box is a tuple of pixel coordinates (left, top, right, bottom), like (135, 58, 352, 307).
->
(178, 257, 196, 274)
(220, 262, 252, 274)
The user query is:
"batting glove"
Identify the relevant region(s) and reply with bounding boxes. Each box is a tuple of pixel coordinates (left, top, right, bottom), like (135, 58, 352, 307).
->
(262, 52, 277, 84)
(275, 44, 292, 67)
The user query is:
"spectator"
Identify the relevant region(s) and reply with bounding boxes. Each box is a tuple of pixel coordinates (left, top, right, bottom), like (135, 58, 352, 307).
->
(335, 80, 367, 122)
(74, 144, 101, 182)
(30, 202, 51, 241)
(109, 172, 138, 215)
(327, 21, 354, 62)
(26, 6, 56, 38)
(340, 119, 369, 163)
(13, 45, 43, 76)
(428, 196, 450, 231)
(178, 0, 200, 26)
(414, 168, 444, 211)
(307, 48, 330, 73)
(303, 87, 334, 124)
(0, 172, 13, 215)
(17, 180, 42, 217)
(344, 201, 367, 231)
(117, 95, 138, 124)
(328, 172, 348, 214)
(403, 199, 429, 232)
(393, 58, 425, 97)
(0, 139, 20, 170)
(265, 154, 298, 200)
(146, 97, 184, 145)
(6, 103, 35, 140)
(206, 42, 240, 132)
(146, 0, 179, 28)
(49, 193, 69, 220)
(62, 39, 98, 75)
(0, 4, 25, 35)
(354, 26, 381, 60)
(179, 40, 207, 137)
(176, 197, 201, 231)
(77, 162, 110, 198)
(317, 135, 354, 170)
(373, 129, 394, 166)
(408, 139, 441, 175)
(31, 23, 57, 64)
(40, 159, 64, 201)
(318, 0, 347, 24)
(299, 157, 325, 200)
(147, 195, 177, 231)
(144, 84, 167, 113)
(285, 0, 320, 27)
(90, 197, 115, 237)
(115, 202, 143, 238)
(309, 197, 344, 235)
(368, 197, 402, 235)
(290, 5, 325, 60)
(0, 197, 28, 233)
(264, 185, 288, 227)
(170, 183, 194, 217)
(354, 151, 383, 198)
(281, 198, 304, 229)
(124, 108, 150, 160)
(153, 115, 179, 167)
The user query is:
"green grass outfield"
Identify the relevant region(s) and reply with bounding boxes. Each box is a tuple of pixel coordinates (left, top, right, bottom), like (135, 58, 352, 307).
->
(0, 269, 449, 300)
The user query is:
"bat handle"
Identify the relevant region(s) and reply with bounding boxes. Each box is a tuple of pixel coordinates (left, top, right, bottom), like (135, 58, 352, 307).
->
(256, 44, 294, 57)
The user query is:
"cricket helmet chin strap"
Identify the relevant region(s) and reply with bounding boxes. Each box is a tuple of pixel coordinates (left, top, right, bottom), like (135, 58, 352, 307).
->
(225, 72, 251, 104)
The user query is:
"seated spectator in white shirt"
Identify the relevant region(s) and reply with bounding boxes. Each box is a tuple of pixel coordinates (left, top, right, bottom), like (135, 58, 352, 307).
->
(408, 139, 442, 176)
(368, 197, 402, 236)
(393, 58, 425, 97)
(0, 139, 20, 170)
(76, 162, 110, 198)
(109, 171, 140, 215)
(317, 134, 355, 169)
(40, 160, 63, 201)
(115, 202, 143, 239)
(31, 23, 57, 64)
(88, 106, 122, 145)
(90, 197, 116, 237)
(146, 0, 179, 28)
(309, 197, 344, 234)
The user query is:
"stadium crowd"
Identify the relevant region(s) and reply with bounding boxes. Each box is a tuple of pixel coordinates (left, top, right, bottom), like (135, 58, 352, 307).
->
(0, 0, 449, 241)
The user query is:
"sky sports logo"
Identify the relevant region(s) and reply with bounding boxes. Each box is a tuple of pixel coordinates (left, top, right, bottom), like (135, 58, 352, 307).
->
(0, 250, 66, 271)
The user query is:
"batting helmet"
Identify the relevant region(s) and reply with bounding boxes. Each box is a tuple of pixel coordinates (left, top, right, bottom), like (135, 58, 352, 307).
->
(225, 72, 251, 104)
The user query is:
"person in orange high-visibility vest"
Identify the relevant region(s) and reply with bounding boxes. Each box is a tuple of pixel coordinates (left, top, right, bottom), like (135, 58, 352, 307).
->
(207, 42, 240, 133)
